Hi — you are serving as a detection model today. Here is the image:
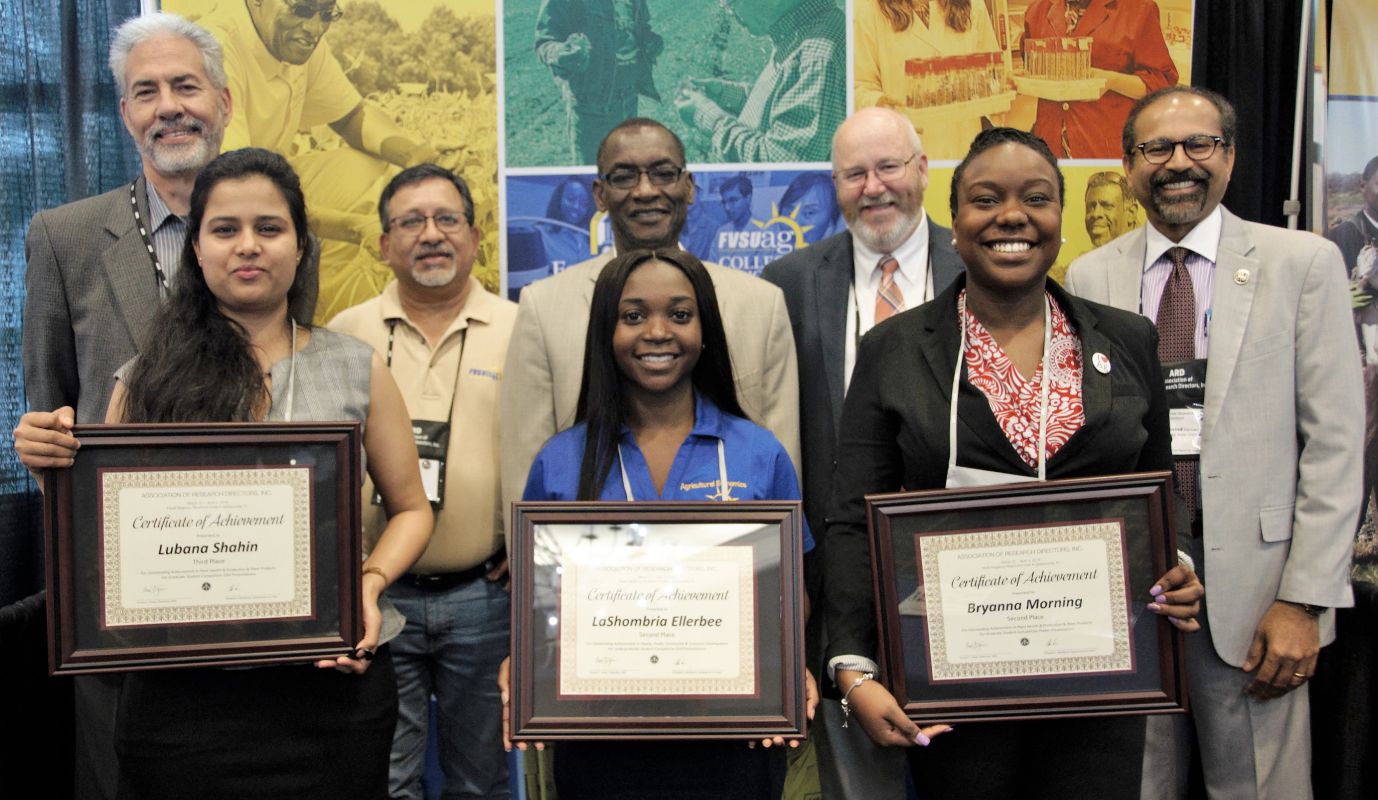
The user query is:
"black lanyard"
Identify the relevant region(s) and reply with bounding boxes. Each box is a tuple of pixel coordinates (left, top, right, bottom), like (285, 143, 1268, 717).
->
(129, 182, 170, 296)
(385, 319, 468, 431)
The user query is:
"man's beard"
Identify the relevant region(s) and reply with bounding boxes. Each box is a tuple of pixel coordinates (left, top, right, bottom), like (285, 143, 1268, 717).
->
(1148, 167, 1212, 226)
(140, 114, 222, 176)
(848, 193, 922, 253)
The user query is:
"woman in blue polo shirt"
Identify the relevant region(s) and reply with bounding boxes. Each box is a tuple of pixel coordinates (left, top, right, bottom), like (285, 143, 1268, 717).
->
(519, 248, 813, 799)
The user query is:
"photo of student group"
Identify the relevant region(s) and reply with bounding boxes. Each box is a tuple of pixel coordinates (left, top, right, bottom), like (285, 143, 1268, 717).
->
(6, 3, 1377, 800)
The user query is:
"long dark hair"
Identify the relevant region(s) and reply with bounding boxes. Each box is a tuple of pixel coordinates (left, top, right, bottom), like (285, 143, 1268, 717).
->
(574, 249, 744, 500)
(121, 148, 316, 423)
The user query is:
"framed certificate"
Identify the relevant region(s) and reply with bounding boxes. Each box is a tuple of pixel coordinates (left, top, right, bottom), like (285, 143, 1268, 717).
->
(509, 501, 808, 740)
(44, 422, 364, 674)
(867, 472, 1187, 723)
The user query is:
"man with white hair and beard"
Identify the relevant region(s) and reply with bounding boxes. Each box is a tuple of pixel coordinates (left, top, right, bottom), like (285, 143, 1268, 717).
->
(761, 106, 964, 799)
(329, 164, 517, 800)
(18, 14, 234, 795)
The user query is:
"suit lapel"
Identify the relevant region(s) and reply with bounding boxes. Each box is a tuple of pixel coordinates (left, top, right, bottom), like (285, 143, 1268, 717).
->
(1108, 230, 1146, 311)
(1202, 210, 1259, 443)
(922, 284, 1029, 474)
(816, 235, 852, 426)
(1051, 290, 1111, 470)
(927, 219, 964, 297)
(1075, 0, 1113, 35)
(103, 176, 161, 351)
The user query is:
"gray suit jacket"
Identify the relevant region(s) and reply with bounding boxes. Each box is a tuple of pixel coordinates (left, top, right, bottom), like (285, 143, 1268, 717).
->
(1065, 208, 1363, 665)
(499, 252, 801, 540)
(24, 177, 162, 422)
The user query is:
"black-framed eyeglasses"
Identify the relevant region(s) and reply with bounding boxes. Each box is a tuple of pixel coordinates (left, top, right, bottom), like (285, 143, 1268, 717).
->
(285, 1, 344, 23)
(832, 154, 917, 189)
(599, 165, 685, 191)
(386, 212, 467, 235)
(1133, 135, 1225, 165)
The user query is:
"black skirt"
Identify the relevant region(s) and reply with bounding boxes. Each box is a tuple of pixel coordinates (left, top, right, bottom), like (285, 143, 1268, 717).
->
(115, 648, 397, 800)
(554, 740, 784, 800)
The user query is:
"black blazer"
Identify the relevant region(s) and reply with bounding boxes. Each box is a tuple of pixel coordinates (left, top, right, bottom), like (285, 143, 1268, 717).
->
(822, 276, 1173, 662)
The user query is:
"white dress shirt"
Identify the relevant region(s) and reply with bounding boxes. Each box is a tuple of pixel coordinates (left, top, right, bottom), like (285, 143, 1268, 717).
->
(844, 213, 931, 388)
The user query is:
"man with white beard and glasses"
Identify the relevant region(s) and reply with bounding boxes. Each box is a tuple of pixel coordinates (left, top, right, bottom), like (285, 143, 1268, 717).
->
(761, 106, 964, 799)
(15, 14, 242, 799)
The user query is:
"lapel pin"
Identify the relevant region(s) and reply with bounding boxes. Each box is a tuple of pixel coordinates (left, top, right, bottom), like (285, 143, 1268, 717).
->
(1092, 352, 1111, 374)
(1233, 269, 1250, 285)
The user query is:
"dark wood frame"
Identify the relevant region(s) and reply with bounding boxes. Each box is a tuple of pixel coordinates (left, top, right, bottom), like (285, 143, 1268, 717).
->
(867, 472, 1188, 723)
(509, 501, 808, 740)
(45, 422, 363, 675)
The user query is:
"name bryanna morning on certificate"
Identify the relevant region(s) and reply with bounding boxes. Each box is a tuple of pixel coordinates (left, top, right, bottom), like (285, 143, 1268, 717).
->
(101, 466, 314, 628)
(917, 519, 1135, 683)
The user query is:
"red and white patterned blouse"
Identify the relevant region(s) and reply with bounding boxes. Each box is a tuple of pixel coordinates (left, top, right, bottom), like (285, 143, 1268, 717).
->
(960, 290, 1085, 468)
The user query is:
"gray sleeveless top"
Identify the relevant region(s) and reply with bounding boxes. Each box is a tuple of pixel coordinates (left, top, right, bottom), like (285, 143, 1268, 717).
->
(116, 327, 405, 644)
(265, 327, 371, 423)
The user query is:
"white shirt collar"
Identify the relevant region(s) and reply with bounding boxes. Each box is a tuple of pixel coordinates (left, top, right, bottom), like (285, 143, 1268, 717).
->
(852, 210, 929, 286)
(1364, 208, 1378, 231)
(1143, 206, 1223, 271)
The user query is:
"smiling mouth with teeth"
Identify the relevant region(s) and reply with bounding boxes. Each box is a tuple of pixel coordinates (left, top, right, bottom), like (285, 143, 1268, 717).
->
(638, 353, 676, 362)
(988, 241, 1032, 253)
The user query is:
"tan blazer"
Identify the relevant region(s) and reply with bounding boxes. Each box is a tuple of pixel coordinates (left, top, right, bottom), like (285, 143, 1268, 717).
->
(500, 252, 801, 540)
(1065, 208, 1363, 665)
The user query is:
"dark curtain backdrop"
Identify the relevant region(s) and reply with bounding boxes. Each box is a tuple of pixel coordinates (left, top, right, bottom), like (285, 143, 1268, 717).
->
(0, 0, 139, 607)
(1190, 0, 1306, 227)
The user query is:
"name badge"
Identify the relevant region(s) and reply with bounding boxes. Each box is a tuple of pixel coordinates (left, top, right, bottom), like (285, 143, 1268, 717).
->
(373, 419, 450, 509)
(1161, 360, 1206, 458)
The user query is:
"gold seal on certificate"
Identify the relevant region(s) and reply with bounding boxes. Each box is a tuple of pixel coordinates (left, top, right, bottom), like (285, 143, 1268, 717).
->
(102, 467, 314, 628)
(919, 521, 1133, 682)
(560, 543, 756, 696)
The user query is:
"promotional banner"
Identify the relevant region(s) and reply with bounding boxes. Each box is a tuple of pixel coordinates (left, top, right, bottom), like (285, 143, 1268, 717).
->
(503, 0, 847, 167)
(1323, 0, 1378, 586)
(159, 1, 1196, 303)
(162, 0, 501, 321)
(505, 167, 843, 297)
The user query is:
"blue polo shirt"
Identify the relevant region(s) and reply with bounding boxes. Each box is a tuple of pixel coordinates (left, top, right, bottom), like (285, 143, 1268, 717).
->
(523, 392, 814, 551)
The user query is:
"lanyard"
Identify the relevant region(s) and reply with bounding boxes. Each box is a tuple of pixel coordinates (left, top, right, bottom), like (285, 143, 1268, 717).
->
(385, 319, 468, 431)
(948, 293, 1052, 481)
(618, 438, 728, 501)
(129, 182, 170, 297)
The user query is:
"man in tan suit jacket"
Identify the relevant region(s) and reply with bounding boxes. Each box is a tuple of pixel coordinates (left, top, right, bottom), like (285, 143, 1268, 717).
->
(1065, 86, 1362, 800)
(500, 117, 800, 526)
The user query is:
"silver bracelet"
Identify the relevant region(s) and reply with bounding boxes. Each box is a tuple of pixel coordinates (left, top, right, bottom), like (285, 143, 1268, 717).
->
(839, 672, 875, 728)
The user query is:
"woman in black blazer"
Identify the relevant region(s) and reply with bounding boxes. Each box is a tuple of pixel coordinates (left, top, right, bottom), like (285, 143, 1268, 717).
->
(821, 128, 1204, 798)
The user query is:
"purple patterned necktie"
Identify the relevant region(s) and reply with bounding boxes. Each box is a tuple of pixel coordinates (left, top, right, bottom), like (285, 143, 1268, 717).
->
(1157, 246, 1199, 511)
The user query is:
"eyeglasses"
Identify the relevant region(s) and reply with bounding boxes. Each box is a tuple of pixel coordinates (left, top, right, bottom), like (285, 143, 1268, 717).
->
(285, 1, 344, 23)
(599, 165, 685, 191)
(833, 155, 917, 189)
(1133, 135, 1225, 165)
(386, 212, 467, 234)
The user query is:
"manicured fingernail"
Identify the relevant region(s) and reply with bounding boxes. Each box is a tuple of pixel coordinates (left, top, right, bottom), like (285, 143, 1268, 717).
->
(1147, 603, 1161, 612)
(1153, 594, 1167, 604)
(915, 732, 931, 746)
(1149, 585, 1163, 595)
